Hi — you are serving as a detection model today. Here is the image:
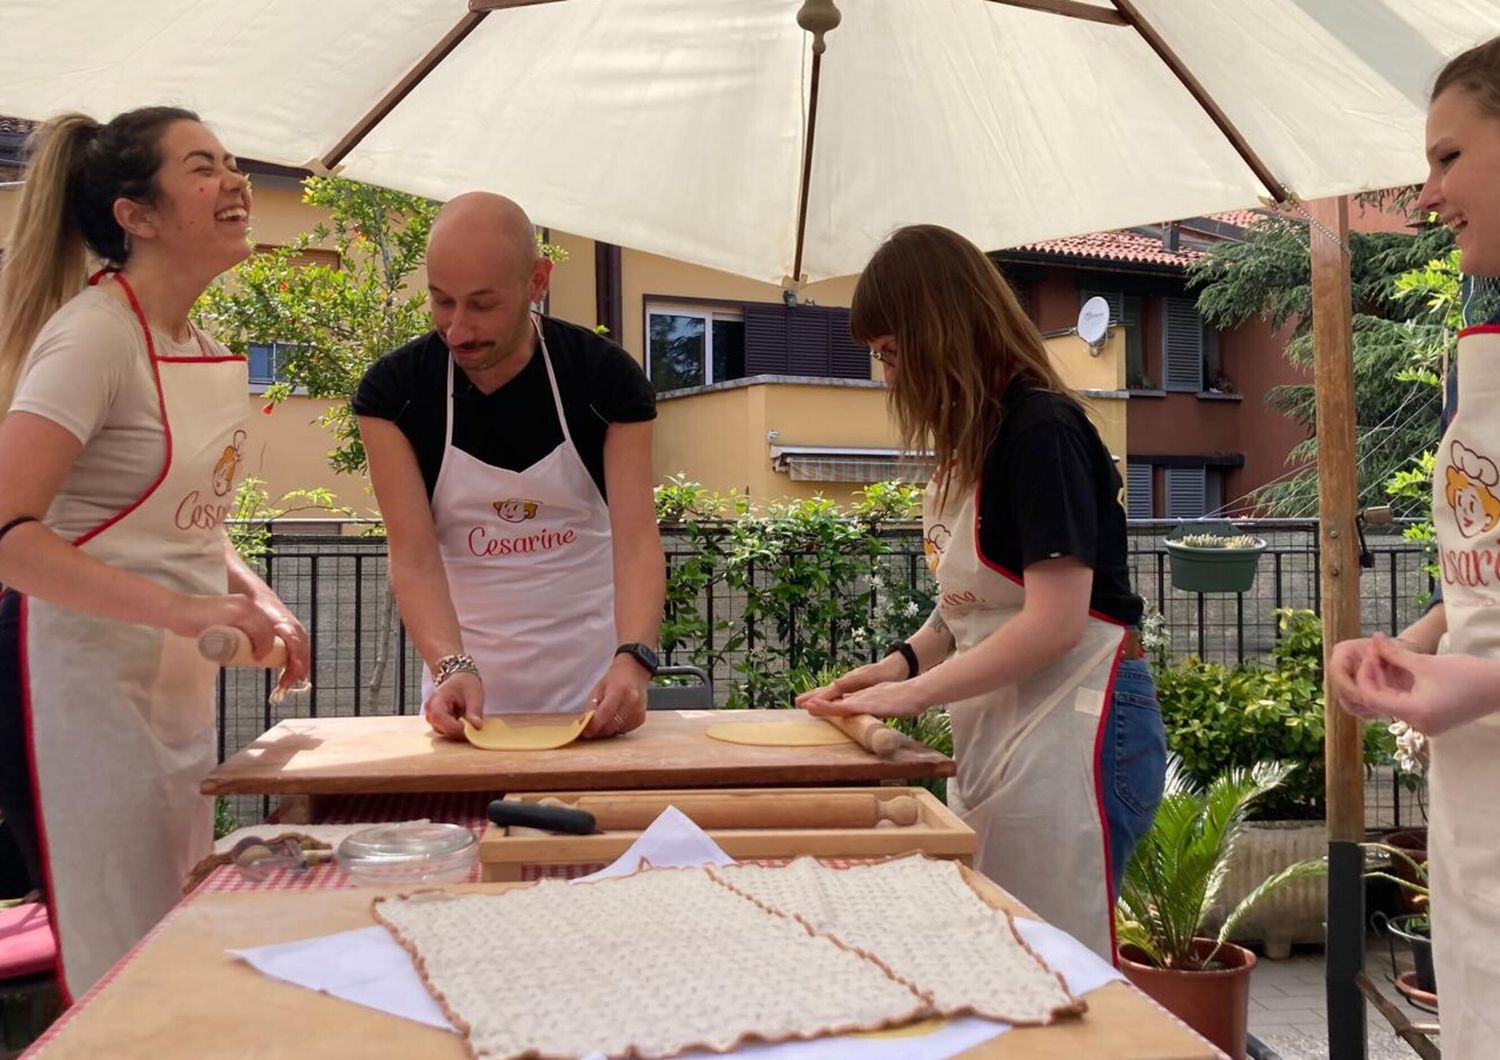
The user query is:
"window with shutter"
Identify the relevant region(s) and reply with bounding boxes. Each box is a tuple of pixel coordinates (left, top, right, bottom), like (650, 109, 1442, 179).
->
(645, 303, 746, 391)
(1164, 467, 1208, 519)
(1162, 296, 1205, 392)
(1122, 295, 1147, 388)
(1126, 463, 1155, 519)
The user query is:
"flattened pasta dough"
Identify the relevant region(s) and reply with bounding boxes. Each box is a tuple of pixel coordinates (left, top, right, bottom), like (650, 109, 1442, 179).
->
(704, 719, 853, 747)
(462, 711, 592, 751)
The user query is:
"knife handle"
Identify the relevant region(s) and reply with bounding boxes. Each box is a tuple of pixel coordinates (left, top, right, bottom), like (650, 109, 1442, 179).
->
(488, 800, 597, 835)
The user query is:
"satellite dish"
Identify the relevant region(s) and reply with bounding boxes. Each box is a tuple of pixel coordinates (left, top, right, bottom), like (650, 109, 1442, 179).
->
(1077, 297, 1111, 352)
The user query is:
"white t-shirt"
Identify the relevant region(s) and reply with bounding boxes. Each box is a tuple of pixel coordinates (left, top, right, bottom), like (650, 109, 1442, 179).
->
(9, 284, 234, 542)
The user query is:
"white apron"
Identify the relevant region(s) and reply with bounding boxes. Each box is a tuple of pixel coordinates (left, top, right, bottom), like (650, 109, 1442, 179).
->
(22, 274, 247, 999)
(1427, 321, 1500, 1058)
(425, 316, 616, 714)
(925, 476, 1125, 959)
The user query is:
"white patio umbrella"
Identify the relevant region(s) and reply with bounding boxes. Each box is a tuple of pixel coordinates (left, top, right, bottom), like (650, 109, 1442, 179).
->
(2, 0, 1498, 284)
(2, 5, 1496, 1057)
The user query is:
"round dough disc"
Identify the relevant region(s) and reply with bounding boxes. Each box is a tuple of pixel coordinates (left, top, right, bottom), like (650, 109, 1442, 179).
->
(462, 712, 592, 751)
(704, 719, 852, 747)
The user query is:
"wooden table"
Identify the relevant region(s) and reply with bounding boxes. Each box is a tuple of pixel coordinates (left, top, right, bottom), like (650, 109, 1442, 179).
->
(202, 710, 956, 822)
(27, 878, 1217, 1059)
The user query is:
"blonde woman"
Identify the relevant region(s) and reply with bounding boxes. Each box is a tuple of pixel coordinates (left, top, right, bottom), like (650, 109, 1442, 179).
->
(0, 108, 309, 998)
(799, 225, 1165, 959)
(1332, 36, 1500, 1057)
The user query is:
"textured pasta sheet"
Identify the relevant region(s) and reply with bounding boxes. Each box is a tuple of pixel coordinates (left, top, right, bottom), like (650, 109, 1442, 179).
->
(372, 868, 928, 1059)
(707, 856, 1085, 1026)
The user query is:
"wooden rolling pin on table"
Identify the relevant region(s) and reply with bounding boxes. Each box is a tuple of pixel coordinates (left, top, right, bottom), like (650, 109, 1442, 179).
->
(825, 713, 902, 757)
(554, 791, 921, 831)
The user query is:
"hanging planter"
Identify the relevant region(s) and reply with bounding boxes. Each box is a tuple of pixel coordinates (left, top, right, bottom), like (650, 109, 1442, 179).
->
(1163, 525, 1267, 594)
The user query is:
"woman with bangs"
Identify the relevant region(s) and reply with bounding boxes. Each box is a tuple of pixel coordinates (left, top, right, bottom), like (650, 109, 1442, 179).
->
(799, 224, 1165, 959)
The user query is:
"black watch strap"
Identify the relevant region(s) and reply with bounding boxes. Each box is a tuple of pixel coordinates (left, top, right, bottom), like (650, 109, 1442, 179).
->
(615, 642, 659, 676)
(884, 641, 919, 680)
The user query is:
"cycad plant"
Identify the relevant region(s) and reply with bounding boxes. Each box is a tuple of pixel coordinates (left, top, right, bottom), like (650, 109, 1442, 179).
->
(1116, 758, 1327, 971)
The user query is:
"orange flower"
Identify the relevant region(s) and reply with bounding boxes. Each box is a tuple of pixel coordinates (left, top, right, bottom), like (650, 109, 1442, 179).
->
(261, 402, 275, 416)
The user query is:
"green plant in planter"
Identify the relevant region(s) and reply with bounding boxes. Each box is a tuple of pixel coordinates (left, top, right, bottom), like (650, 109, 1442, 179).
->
(1364, 841, 1435, 993)
(1154, 608, 1395, 821)
(1171, 533, 1263, 550)
(1364, 842, 1430, 926)
(1116, 757, 1327, 971)
(1163, 525, 1268, 594)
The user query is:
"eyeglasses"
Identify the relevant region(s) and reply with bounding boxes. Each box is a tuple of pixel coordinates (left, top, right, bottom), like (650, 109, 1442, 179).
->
(869, 346, 899, 366)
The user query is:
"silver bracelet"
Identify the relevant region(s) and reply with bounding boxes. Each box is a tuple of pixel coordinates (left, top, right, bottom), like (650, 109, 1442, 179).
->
(433, 653, 480, 688)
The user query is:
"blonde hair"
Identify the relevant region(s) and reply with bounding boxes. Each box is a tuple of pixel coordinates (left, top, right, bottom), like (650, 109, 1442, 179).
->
(1433, 35, 1500, 117)
(0, 106, 197, 414)
(849, 224, 1076, 507)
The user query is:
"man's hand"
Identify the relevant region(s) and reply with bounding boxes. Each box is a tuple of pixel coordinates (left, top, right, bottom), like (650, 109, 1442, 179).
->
(424, 672, 484, 739)
(583, 655, 649, 738)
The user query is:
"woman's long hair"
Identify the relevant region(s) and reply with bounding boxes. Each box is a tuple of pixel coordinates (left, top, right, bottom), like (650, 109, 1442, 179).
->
(0, 106, 198, 413)
(850, 224, 1077, 507)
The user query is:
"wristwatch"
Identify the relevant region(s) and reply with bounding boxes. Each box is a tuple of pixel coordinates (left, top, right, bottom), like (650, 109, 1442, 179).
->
(614, 642, 660, 676)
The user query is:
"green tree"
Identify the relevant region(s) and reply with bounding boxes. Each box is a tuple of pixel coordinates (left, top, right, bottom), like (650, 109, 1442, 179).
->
(194, 175, 568, 475)
(1188, 211, 1452, 516)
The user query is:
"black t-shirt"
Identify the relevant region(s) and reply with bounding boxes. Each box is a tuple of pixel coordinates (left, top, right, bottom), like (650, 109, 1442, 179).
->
(976, 379, 1143, 625)
(353, 316, 656, 502)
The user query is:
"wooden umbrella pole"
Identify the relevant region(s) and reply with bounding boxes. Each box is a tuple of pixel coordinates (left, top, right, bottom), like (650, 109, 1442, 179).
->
(1309, 194, 1367, 1060)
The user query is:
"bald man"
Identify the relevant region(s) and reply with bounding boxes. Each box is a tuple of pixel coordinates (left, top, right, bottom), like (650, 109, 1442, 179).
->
(354, 193, 664, 739)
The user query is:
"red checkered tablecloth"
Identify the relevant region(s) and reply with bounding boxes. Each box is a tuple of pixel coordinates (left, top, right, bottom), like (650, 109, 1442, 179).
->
(198, 791, 619, 894)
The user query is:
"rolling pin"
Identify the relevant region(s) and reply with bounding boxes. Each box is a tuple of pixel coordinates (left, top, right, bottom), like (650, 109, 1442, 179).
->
(196, 625, 289, 668)
(564, 792, 920, 831)
(825, 713, 902, 757)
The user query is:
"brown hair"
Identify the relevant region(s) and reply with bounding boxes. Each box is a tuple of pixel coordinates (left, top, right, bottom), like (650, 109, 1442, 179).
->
(0, 106, 198, 412)
(1432, 36, 1500, 116)
(849, 224, 1077, 506)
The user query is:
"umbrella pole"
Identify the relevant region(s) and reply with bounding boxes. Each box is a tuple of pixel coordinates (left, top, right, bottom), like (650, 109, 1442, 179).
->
(1309, 194, 1367, 1060)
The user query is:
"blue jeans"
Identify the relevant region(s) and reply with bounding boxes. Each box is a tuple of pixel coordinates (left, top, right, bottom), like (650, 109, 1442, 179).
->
(1100, 657, 1166, 896)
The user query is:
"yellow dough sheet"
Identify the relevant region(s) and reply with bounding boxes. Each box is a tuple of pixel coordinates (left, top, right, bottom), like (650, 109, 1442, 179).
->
(462, 711, 593, 751)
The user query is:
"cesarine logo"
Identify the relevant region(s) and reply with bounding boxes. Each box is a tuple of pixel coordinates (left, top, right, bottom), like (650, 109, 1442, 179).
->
(176, 430, 245, 531)
(492, 498, 540, 523)
(468, 526, 576, 557)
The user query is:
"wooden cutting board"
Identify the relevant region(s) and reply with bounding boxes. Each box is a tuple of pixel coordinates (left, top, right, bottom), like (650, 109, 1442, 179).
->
(34, 882, 1216, 1059)
(201, 709, 954, 797)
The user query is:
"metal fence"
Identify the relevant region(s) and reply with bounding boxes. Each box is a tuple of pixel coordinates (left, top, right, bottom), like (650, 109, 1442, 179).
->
(217, 519, 1433, 828)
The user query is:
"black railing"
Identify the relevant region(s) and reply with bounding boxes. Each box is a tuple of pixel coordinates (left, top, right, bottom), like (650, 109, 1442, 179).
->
(216, 520, 1433, 827)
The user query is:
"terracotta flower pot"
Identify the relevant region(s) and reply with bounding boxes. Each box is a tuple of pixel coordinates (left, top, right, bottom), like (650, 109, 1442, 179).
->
(1118, 938, 1257, 1060)
(1383, 828, 1428, 915)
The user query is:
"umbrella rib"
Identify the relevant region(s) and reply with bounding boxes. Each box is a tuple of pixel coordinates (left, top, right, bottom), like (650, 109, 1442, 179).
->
(791, 48, 826, 287)
(1107, 0, 1288, 203)
(321, 10, 491, 170)
(984, 0, 1127, 26)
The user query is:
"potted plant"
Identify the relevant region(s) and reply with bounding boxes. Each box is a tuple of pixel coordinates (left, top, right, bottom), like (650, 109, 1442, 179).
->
(1115, 757, 1326, 1060)
(1163, 522, 1267, 594)
(1155, 610, 1393, 957)
(1366, 842, 1435, 1002)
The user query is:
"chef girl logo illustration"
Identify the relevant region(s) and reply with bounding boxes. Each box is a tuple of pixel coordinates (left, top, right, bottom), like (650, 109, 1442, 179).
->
(468, 497, 574, 556)
(175, 430, 245, 531)
(1445, 440, 1500, 539)
(492, 498, 540, 523)
(923, 523, 951, 575)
